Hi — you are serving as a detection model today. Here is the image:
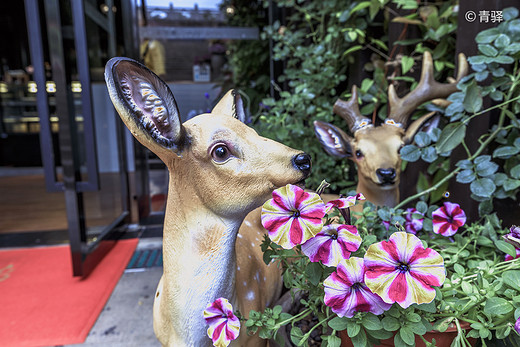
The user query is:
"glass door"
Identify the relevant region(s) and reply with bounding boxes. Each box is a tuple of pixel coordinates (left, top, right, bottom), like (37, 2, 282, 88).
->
(0, 0, 135, 276)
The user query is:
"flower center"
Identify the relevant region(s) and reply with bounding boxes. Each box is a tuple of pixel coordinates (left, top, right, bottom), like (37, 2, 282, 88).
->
(330, 233, 338, 240)
(351, 282, 362, 290)
(292, 210, 300, 218)
(396, 263, 409, 272)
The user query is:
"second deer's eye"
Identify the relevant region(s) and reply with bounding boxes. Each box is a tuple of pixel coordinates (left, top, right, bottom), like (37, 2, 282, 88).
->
(211, 144, 231, 162)
(355, 149, 364, 159)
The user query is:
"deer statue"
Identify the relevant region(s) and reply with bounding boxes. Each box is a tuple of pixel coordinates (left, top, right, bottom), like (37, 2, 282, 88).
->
(314, 51, 468, 208)
(105, 58, 312, 346)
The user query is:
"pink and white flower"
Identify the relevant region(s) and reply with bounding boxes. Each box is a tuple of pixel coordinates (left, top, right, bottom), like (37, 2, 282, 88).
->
(404, 208, 424, 234)
(432, 202, 466, 237)
(324, 193, 365, 214)
(261, 184, 326, 249)
(323, 257, 392, 318)
(203, 297, 240, 347)
(364, 232, 446, 309)
(301, 224, 362, 267)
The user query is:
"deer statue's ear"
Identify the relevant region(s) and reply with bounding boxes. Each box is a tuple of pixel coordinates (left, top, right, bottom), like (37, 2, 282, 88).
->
(211, 90, 246, 123)
(403, 111, 439, 145)
(105, 57, 186, 158)
(314, 120, 354, 158)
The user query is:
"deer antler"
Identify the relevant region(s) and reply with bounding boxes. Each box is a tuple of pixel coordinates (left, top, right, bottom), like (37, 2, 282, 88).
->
(387, 51, 468, 126)
(333, 85, 372, 133)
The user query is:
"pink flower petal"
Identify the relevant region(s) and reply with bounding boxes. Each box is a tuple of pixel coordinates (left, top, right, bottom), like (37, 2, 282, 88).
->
(505, 248, 520, 262)
(364, 232, 445, 308)
(203, 298, 240, 347)
(432, 202, 466, 237)
(261, 184, 325, 249)
(325, 193, 365, 214)
(323, 258, 391, 317)
(302, 224, 362, 267)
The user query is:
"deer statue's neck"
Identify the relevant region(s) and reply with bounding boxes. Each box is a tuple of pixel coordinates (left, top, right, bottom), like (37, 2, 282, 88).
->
(357, 176, 400, 208)
(160, 171, 242, 346)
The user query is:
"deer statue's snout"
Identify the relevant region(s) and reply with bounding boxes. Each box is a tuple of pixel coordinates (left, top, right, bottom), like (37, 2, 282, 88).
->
(292, 153, 312, 178)
(376, 168, 397, 184)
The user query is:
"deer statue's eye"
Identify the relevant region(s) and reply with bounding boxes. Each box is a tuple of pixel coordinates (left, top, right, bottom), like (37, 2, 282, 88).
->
(211, 144, 231, 163)
(355, 149, 364, 159)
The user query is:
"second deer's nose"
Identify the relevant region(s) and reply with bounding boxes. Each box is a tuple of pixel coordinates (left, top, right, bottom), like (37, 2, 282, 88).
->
(376, 168, 396, 183)
(293, 153, 312, 177)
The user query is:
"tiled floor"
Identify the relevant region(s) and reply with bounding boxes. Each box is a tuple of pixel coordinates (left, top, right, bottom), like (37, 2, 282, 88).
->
(66, 238, 163, 347)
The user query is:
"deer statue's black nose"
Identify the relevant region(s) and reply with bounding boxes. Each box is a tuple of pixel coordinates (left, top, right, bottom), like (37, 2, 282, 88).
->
(376, 168, 396, 184)
(293, 153, 312, 177)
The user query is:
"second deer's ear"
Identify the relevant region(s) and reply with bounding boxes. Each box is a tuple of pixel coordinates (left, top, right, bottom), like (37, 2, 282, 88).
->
(314, 120, 353, 158)
(211, 90, 246, 123)
(105, 57, 186, 159)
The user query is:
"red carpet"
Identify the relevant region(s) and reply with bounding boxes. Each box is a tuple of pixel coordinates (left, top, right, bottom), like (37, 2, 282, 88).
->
(0, 239, 138, 347)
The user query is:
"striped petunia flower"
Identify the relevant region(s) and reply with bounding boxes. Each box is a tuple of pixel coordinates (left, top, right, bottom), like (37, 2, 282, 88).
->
(203, 297, 240, 347)
(323, 257, 392, 317)
(404, 208, 424, 234)
(432, 202, 466, 237)
(364, 232, 446, 309)
(324, 193, 365, 214)
(261, 184, 326, 249)
(515, 316, 520, 335)
(301, 224, 362, 267)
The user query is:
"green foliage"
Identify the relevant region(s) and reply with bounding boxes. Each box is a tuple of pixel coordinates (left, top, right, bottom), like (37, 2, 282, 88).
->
(400, 8, 520, 214)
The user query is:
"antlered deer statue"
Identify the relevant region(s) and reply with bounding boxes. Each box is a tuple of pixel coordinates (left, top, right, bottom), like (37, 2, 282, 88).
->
(314, 51, 468, 208)
(105, 58, 311, 346)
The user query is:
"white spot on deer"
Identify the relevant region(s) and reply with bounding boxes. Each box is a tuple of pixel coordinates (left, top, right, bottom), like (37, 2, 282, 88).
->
(237, 266, 240, 271)
(254, 271, 261, 282)
(245, 221, 252, 227)
(248, 255, 252, 259)
(243, 281, 247, 286)
(251, 242, 256, 247)
(263, 276, 267, 281)
(237, 234, 243, 239)
(246, 290, 256, 301)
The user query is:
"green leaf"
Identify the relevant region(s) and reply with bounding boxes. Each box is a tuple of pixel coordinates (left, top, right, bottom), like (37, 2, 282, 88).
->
(305, 262, 322, 286)
(399, 326, 415, 345)
(328, 335, 341, 347)
(493, 146, 520, 159)
(347, 321, 361, 337)
(350, 1, 371, 14)
(394, 331, 413, 347)
(503, 271, 520, 290)
(351, 330, 367, 347)
(495, 240, 518, 258)
(478, 44, 498, 57)
(453, 263, 465, 275)
(470, 178, 496, 198)
(400, 145, 421, 162)
(290, 326, 304, 346)
(416, 302, 436, 313)
(463, 81, 483, 113)
(421, 147, 438, 163)
(484, 297, 514, 315)
(495, 34, 511, 49)
(433, 317, 453, 332)
(475, 160, 498, 177)
(436, 122, 466, 154)
(456, 169, 476, 184)
(504, 178, 520, 191)
(401, 56, 415, 74)
(461, 281, 473, 295)
(510, 164, 520, 179)
(503, 7, 519, 20)
(382, 316, 400, 331)
(362, 314, 382, 330)
(494, 55, 515, 64)
(475, 28, 500, 44)
(329, 316, 349, 331)
(366, 328, 394, 339)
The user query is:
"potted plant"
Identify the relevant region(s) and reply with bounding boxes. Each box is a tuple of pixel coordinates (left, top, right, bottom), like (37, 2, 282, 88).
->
(200, 9, 520, 347)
